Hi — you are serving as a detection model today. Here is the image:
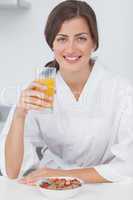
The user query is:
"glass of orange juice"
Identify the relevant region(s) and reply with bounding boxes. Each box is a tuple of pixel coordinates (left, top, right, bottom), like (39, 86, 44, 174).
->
(34, 67, 56, 113)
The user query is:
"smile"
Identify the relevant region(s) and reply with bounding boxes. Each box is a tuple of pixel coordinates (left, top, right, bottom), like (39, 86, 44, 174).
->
(63, 56, 82, 63)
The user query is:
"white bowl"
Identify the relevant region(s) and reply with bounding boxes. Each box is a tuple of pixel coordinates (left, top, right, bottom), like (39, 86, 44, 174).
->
(36, 176, 85, 200)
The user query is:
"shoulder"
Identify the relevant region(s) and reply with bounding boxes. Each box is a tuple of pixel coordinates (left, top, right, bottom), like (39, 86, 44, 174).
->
(98, 61, 133, 95)
(94, 61, 133, 111)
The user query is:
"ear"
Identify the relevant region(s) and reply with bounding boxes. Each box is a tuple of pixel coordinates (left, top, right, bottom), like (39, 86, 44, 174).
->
(92, 44, 96, 52)
(91, 48, 95, 53)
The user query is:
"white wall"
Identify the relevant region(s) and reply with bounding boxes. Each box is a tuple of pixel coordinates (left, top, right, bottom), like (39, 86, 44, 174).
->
(91, 0, 133, 79)
(0, 0, 133, 105)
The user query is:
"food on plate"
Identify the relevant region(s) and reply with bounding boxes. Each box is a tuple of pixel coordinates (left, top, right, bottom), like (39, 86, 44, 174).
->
(39, 177, 82, 190)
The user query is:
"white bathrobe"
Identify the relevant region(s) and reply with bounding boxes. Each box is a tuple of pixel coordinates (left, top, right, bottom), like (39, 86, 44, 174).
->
(1, 60, 133, 182)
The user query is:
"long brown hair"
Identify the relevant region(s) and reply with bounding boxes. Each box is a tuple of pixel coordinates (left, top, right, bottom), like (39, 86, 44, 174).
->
(44, 0, 99, 70)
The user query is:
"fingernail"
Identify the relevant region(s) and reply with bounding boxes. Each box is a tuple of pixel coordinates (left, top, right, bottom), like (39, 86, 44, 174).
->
(18, 179, 26, 183)
(48, 96, 53, 100)
(42, 86, 48, 90)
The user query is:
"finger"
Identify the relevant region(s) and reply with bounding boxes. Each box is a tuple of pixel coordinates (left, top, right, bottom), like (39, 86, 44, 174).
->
(22, 89, 45, 100)
(25, 171, 44, 179)
(22, 97, 52, 107)
(17, 103, 45, 111)
(27, 81, 48, 91)
(18, 178, 36, 185)
(23, 89, 53, 102)
(19, 175, 44, 184)
(21, 169, 47, 182)
(18, 168, 54, 184)
(17, 101, 52, 111)
(24, 170, 42, 178)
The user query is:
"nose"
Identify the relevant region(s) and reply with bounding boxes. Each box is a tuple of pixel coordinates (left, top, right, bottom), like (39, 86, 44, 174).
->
(66, 40, 77, 53)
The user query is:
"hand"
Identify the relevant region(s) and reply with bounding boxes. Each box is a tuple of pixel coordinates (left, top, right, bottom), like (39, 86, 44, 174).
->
(17, 82, 53, 114)
(18, 167, 111, 185)
(18, 167, 67, 185)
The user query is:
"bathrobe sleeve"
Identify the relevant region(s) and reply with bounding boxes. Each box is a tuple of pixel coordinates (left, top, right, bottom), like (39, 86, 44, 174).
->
(94, 84, 133, 182)
(0, 106, 45, 177)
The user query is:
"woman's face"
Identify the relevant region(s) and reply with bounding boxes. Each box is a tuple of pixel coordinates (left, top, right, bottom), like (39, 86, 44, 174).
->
(53, 17, 95, 73)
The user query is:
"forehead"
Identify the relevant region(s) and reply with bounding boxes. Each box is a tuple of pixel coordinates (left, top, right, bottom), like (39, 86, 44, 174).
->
(58, 17, 90, 35)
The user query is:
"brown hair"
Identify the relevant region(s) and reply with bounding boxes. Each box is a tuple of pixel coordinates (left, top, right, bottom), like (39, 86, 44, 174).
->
(44, 0, 99, 70)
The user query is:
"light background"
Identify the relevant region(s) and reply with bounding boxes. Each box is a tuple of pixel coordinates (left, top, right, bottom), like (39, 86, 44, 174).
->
(0, 0, 133, 105)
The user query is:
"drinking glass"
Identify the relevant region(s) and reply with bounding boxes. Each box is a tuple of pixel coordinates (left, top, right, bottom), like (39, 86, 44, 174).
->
(34, 67, 56, 113)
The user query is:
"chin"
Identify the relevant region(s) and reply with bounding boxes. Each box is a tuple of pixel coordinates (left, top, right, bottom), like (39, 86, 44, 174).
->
(64, 67, 82, 73)
(60, 62, 83, 72)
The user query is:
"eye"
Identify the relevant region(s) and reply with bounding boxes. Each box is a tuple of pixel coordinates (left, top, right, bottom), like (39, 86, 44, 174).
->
(77, 37, 87, 42)
(56, 37, 66, 42)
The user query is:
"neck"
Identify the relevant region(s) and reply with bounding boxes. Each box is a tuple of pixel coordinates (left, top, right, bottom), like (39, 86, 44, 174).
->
(59, 64, 93, 99)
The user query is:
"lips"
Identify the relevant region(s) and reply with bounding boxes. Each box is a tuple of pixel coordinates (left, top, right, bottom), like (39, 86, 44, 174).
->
(63, 55, 82, 63)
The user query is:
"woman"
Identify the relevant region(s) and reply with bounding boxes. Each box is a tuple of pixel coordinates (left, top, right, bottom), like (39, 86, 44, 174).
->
(0, 0, 133, 184)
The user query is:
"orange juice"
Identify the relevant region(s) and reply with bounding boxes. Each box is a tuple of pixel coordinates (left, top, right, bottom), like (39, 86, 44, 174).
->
(34, 78, 55, 97)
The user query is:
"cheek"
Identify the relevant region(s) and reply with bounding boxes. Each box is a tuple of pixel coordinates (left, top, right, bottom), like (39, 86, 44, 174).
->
(82, 40, 95, 53)
(83, 44, 94, 55)
(53, 47, 64, 58)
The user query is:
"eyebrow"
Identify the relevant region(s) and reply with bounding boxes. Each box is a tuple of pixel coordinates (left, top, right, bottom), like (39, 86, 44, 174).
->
(56, 32, 89, 37)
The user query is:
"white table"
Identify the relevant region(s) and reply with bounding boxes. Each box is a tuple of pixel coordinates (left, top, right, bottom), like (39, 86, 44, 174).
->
(1, 176, 133, 200)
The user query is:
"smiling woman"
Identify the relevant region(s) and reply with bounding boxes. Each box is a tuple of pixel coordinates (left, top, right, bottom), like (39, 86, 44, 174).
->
(52, 16, 95, 99)
(0, 0, 133, 185)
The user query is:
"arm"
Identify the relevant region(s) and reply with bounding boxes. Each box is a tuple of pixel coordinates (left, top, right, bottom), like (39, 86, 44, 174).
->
(1, 82, 53, 179)
(5, 107, 27, 179)
(18, 167, 111, 184)
(64, 167, 111, 183)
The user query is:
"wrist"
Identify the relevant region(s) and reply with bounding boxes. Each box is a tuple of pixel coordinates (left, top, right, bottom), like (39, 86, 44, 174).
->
(14, 107, 28, 119)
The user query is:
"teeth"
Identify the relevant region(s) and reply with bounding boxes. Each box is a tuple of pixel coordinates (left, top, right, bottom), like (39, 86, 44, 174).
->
(64, 56, 80, 61)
